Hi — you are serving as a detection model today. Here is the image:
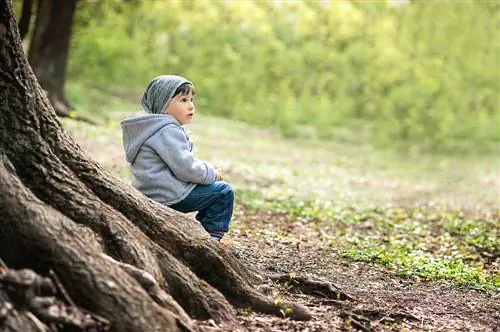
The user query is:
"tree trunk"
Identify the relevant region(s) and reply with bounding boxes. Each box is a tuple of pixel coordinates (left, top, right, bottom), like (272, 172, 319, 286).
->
(17, 0, 33, 39)
(0, 1, 310, 331)
(28, 0, 74, 106)
(26, 0, 95, 124)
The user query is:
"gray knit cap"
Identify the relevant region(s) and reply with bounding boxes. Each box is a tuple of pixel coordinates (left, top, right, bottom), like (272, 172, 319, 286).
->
(140, 75, 192, 114)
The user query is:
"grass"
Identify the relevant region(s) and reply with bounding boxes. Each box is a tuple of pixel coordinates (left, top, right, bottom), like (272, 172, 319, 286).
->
(63, 85, 500, 294)
(237, 190, 499, 292)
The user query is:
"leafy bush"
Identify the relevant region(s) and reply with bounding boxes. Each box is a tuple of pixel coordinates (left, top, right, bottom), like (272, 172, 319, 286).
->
(69, 0, 499, 153)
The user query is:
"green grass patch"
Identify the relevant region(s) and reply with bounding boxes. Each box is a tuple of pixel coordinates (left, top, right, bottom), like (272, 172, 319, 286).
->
(237, 189, 499, 293)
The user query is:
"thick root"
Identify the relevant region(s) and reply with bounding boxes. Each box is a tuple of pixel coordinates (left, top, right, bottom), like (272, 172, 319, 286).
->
(267, 273, 355, 301)
(101, 254, 194, 327)
(0, 156, 199, 332)
(0, 263, 110, 331)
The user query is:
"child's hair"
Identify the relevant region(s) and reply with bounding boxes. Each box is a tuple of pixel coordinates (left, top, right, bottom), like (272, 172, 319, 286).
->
(174, 82, 196, 97)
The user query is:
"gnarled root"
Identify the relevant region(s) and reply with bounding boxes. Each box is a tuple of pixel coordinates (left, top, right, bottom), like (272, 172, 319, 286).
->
(266, 273, 355, 301)
(341, 308, 420, 332)
(0, 262, 110, 331)
(101, 253, 194, 327)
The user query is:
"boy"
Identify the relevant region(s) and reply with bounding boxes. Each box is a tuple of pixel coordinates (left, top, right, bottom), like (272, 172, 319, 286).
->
(121, 75, 235, 245)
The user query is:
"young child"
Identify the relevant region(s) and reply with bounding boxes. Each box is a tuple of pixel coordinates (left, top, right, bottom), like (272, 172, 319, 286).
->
(121, 75, 235, 244)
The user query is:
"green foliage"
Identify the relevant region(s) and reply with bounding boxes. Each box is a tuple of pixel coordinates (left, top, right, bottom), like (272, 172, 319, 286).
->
(68, 0, 499, 152)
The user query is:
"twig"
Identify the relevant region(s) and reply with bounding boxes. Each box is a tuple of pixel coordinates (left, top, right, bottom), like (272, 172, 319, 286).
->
(48, 269, 76, 307)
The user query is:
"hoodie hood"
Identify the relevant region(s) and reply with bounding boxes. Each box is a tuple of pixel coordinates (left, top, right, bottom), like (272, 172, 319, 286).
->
(141, 75, 192, 114)
(121, 113, 180, 164)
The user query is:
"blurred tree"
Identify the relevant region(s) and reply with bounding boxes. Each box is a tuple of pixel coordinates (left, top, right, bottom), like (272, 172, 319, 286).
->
(17, 0, 32, 39)
(16, 0, 141, 123)
(16, 0, 96, 123)
(28, 0, 78, 120)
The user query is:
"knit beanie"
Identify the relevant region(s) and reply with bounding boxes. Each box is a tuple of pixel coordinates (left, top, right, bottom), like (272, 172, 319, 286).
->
(140, 75, 192, 114)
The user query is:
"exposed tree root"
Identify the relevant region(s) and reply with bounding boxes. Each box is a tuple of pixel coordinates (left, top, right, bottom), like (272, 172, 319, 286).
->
(0, 262, 110, 331)
(262, 272, 422, 330)
(100, 254, 194, 326)
(341, 307, 420, 332)
(267, 273, 355, 301)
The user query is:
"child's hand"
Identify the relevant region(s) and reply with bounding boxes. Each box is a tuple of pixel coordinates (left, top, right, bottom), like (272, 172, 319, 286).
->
(215, 166, 224, 181)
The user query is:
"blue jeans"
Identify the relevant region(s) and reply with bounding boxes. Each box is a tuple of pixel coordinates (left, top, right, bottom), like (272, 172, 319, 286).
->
(170, 181, 235, 233)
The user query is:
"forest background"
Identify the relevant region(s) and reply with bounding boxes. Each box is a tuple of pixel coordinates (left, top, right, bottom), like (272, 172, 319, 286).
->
(16, 0, 498, 154)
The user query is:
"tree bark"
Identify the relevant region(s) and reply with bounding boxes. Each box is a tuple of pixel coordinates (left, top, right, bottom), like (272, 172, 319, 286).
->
(0, 1, 311, 331)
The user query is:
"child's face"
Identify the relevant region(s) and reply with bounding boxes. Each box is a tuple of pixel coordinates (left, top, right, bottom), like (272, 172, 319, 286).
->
(165, 91, 195, 125)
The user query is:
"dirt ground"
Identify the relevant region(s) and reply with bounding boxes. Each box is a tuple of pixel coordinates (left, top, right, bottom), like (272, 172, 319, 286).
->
(195, 208, 500, 332)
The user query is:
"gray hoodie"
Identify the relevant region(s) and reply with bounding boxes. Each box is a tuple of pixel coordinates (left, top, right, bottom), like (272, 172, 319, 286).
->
(121, 113, 216, 205)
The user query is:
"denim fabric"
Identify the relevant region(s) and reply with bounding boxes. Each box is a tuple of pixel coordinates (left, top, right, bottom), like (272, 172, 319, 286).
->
(169, 181, 235, 232)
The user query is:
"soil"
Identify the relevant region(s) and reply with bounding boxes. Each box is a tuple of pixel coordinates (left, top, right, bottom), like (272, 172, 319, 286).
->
(196, 209, 500, 332)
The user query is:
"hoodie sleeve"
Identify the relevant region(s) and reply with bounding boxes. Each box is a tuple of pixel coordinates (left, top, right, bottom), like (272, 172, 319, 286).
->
(150, 125, 216, 185)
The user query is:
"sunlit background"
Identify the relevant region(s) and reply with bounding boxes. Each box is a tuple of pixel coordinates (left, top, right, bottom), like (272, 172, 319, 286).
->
(16, 0, 500, 154)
